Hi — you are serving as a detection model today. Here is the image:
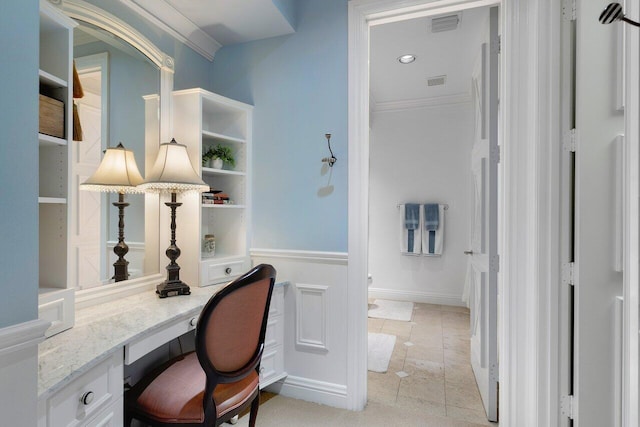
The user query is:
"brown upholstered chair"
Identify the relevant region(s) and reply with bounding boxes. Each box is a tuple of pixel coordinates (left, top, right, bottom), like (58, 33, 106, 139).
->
(125, 264, 277, 427)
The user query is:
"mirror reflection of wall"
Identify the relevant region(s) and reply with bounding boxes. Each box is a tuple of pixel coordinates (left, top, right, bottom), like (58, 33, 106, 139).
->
(72, 21, 160, 288)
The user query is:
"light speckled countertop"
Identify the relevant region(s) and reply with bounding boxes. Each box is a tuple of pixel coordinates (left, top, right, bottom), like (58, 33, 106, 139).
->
(38, 284, 225, 400)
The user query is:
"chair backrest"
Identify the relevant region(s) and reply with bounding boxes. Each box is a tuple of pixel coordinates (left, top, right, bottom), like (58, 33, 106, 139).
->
(195, 264, 276, 383)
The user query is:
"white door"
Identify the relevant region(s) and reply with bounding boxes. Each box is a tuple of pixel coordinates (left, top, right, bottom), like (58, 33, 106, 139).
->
(467, 6, 499, 423)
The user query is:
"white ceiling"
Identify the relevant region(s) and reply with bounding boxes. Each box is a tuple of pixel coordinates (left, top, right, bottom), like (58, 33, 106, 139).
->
(122, 0, 295, 59)
(370, 6, 490, 109)
(165, 0, 294, 45)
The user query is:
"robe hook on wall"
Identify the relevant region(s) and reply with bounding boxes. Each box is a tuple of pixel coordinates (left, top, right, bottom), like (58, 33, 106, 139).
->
(599, 3, 640, 27)
(322, 133, 337, 167)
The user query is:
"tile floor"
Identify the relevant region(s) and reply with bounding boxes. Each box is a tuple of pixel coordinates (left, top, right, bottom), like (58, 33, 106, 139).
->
(367, 301, 495, 426)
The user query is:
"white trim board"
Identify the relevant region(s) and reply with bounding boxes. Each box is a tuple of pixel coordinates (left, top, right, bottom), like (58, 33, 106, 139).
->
(368, 287, 465, 307)
(267, 375, 348, 409)
(0, 319, 50, 357)
(250, 248, 348, 264)
(371, 93, 472, 112)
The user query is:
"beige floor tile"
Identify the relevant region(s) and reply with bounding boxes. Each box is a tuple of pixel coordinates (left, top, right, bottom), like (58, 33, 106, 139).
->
(381, 319, 413, 340)
(445, 363, 478, 388)
(447, 405, 495, 425)
(398, 375, 446, 405)
(396, 394, 447, 417)
(409, 329, 443, 348)
(444, 347, 471, 366)
(444, 326, 471, 339)
(403, 357, 445, 381)
(367, 371, 400, 403)
(407, 342, 445, 363)
(445, 382, 485, 411)
(444, 335, 471, 352)
(368, 317, 384, 332)
(441, 305, 471, 314)
(442, 312, 471, 330)
(415, 302, 444, 312)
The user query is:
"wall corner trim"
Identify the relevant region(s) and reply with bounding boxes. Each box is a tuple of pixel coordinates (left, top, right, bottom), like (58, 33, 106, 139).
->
(0, 319, 50, 357)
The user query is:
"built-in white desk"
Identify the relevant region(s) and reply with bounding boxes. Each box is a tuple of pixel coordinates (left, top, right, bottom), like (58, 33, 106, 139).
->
(37, 282, 287, 426)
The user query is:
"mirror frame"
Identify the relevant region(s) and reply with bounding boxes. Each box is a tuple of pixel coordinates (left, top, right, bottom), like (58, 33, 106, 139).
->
(50, 0, 174, 307)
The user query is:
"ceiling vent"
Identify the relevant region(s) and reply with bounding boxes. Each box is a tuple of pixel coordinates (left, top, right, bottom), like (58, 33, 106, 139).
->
(431, 14, 460, 33)
(427, 75, 447, 86)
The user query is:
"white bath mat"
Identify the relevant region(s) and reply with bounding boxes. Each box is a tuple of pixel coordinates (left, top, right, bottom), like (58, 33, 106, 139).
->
(368, 299, 414, 321)
(368, 333, 396, 373)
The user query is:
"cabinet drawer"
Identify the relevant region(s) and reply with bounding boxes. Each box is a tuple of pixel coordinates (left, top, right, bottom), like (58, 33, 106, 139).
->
(46, 352, 122, 427)
(125, 314, 198, 364)
(200, 258, 245, 286)
(85, 397, 123, 427)
(264, 315, 283, 350)
(259, 346, 284, 388)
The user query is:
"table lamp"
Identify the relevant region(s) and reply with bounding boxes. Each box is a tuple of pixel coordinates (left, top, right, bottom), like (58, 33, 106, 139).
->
(138, 138, 209, 298)
(80, 142, 144, 282)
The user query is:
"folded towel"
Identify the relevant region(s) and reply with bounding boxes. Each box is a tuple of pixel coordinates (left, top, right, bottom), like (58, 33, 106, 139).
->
(422, 204, 445, 256)
(400, 204, 421, 255)
(424, 204, 439, 230)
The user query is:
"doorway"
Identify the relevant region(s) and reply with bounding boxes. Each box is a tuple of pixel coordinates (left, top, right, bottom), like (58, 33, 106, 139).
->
(365, 3, 499, 424)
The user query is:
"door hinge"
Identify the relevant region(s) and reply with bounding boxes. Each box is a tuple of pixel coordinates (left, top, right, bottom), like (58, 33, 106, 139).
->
(562, 262, 575, 286)
(563, 129, 577, 152)
(560, 394, 575, 419)
(562, 0, 576, 21)
(490, 145, 501, 164)
(491, 34, 501, 54)
(490, 254, 500, 272)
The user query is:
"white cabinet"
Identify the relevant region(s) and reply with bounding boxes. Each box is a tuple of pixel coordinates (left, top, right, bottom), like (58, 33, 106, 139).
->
(260, 284, 287, 387)
(38, 0, 76, 337)
(171, 88, 252, 287)
(38, 352, 123, 427)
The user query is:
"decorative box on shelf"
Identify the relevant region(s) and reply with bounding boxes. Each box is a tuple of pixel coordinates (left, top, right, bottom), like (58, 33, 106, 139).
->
(39, 94, 65, 138)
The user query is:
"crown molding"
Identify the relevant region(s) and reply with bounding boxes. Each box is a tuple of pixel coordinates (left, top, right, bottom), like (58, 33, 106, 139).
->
(118, 0, 222, 61)
(371, 92, 473, 112)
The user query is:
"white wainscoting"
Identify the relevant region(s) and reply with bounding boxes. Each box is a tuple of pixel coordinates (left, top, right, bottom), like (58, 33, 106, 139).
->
(251, 249, 349, 408)
(0, 319, 50, 426)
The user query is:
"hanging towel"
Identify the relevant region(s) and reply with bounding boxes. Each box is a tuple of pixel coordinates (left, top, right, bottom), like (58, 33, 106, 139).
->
(422, 204, 445, 256)
(400, 204, 421, 255)
(424, 204, 439, 253)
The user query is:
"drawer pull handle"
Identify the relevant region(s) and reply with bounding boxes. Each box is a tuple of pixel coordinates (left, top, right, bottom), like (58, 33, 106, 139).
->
(190, 317, 197, 327)
(80, 391, 94, 405)
(225, 267, 232, 275)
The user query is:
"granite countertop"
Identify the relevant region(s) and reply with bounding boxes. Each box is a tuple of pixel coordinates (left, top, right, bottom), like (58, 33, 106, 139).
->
(38, 285, 223, 400)
(38, 280, 289, 400)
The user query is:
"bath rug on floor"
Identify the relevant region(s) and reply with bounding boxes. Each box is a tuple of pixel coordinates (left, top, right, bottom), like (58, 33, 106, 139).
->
(368, 332, 396, 373)
(368, 299, 414, 321)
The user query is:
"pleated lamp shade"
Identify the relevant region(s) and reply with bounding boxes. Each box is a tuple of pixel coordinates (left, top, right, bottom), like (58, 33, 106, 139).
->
(80, 143, 144, 193)
(138, 138, 209, 193)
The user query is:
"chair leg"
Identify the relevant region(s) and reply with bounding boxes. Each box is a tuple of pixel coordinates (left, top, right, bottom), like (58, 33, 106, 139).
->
(248, 395, 260, 427)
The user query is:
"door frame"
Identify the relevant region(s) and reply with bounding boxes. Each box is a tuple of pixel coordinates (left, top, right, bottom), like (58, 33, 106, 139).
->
(347, 0, 567, 424)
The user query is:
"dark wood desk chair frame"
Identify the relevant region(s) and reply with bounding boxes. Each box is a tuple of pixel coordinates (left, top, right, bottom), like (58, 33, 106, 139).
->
(125, 264, 276, 427)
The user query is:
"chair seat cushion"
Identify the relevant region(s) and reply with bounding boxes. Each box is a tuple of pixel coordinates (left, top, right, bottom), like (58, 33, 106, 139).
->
(129, 352, 259, 424)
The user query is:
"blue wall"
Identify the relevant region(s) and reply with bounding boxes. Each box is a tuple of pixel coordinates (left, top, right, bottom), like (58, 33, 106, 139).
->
(271, 0, 297, 29)
(0, 0, 39, 327)
(211, 0, 348, 252)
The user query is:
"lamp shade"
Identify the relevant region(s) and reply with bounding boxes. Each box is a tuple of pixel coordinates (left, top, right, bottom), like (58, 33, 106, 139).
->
(138, 138, 209, 193)
(80, 142, 144, 193)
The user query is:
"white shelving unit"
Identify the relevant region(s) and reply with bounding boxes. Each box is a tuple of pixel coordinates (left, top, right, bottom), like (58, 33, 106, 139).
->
(38, 1, 76, 337)
(172, 88, 252, 287)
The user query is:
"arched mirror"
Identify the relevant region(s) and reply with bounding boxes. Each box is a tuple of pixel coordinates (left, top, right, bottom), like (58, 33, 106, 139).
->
(51, 0, 174, 304)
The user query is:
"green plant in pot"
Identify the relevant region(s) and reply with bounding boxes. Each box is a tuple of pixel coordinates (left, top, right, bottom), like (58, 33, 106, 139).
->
(208, 144, 235, 170)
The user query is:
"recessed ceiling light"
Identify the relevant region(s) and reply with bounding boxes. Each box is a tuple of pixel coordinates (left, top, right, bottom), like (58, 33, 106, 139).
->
(398, 54, 416, 64)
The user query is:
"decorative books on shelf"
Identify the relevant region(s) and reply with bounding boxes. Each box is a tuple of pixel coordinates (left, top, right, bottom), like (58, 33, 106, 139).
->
(202, 190, 233, 205)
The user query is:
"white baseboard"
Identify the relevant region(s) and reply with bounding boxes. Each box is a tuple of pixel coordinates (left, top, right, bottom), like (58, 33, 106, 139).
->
(251, 248, 348, 265)
(368, 287, 465, 307)
(267, 375, 348, 409)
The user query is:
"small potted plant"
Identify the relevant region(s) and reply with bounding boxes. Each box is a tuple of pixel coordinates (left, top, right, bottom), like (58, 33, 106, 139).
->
(202, 149, 213, 167)
(208, 144, 235, 170)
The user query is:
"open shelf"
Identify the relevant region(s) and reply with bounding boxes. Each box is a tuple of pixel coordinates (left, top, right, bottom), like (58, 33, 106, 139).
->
(202, 130, 246, 144)
(202, 204, 245, 209)
(202, 167, 246, 177)
(39, 69, 68, 88)
(39, 133, 67, 147)
(39, 197, 67, 205)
